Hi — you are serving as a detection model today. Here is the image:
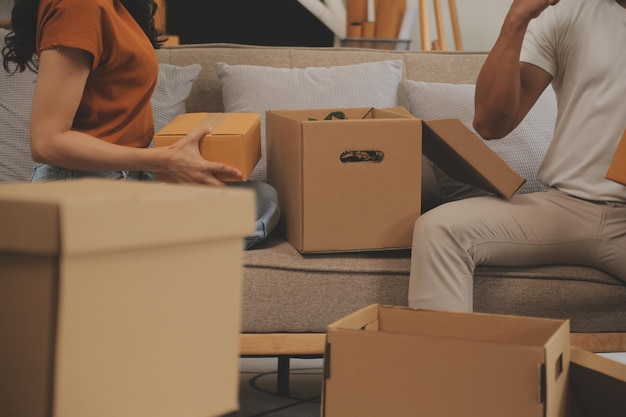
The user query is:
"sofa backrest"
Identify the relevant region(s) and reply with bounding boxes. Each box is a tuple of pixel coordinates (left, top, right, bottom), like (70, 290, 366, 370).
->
(155, 43, 487, 114)
(155, 44, 488, 212)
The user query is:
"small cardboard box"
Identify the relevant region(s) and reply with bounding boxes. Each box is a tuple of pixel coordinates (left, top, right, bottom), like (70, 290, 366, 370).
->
(0, 179, 256, 417)
(606, 128, 626, 186)
(323, 305, 626, 417)
(153, 112, 262, 182)
(266, 107, 422, 253)
(422, 118, 526, 199)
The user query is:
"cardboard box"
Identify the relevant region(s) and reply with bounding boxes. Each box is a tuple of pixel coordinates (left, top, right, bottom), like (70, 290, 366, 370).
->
(323, 305, 626, 417)
(0, 179, 255, 417)
(153, 112, 262, 182)
(606, 128, 626, 186)
(422, 118, 526, 199)
(266, 107, 422, 253)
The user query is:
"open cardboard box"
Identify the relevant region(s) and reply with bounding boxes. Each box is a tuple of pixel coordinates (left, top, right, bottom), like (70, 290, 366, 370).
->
(153, 112, 261, 182)
(266, 106, 422, 253)
(323, 304, 626, 417)
(266, 106, 527, 253)
(0, 179, 256, 417)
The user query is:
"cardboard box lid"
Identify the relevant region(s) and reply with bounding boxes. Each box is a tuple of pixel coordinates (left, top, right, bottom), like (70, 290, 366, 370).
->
(422, 119, 526, 199)
(0, 179, 255, 256)
(156, 112, 260, 137)
(606, 128, 626, 186)
(568, 347, 626, 416)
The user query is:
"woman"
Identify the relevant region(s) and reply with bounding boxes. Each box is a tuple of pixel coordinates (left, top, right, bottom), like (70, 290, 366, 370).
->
(2, 0, 241, 184)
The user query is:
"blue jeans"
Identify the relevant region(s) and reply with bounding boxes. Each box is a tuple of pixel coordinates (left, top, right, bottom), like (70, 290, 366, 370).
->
(31, 163, 154, 182)
(30, 163, 279, 250)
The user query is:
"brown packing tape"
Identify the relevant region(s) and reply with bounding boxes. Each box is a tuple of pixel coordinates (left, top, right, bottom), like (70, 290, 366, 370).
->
(606, 128, 626, 186)
(374, 0, 407, 39)
(346, 0, 368, 32)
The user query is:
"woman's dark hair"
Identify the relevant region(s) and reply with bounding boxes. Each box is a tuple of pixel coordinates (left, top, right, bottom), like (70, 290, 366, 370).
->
(2, 0, 164, 73)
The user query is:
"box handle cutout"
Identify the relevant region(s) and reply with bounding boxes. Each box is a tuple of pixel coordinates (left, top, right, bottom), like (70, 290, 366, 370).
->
(340, 150, 384, 163)
(555, 352, 563, 380)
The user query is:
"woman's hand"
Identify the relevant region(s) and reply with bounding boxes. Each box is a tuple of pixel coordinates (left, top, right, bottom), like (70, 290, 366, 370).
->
(161, 125, 242, 186)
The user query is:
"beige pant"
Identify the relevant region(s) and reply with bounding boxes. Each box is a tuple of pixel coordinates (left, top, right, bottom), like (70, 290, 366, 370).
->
(408, 188, 626, 312)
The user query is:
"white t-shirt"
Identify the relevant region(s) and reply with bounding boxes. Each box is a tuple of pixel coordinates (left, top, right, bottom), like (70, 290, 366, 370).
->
(520, 0, 626, 202)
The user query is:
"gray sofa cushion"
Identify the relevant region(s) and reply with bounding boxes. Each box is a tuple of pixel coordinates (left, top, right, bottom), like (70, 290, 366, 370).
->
(242, 237, 626, 333)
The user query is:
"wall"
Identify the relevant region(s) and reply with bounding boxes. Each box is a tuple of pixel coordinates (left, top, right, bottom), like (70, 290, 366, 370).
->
(424, 0, 512, 51)
(344, 0, 514, 52)
(0, 0, 513, 51)
(0, 0, 11, 21)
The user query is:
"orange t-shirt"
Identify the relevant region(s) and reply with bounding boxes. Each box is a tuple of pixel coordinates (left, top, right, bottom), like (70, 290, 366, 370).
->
(37, 0, 158, 148)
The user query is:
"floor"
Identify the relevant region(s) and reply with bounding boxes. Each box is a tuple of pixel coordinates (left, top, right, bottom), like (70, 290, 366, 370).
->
(238, 357, 323, 417)
(237, 353, 626, 417)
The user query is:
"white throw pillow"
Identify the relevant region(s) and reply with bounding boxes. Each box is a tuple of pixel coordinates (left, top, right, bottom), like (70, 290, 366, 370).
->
(0, 68, 36, 183)
(401, 80, 556, 202)
(151, 63, 201, 134)
(216, 60, 404, 182)
(0, 29, 37, 183)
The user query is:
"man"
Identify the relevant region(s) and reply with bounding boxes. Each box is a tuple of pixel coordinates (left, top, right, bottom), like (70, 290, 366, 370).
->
(408, 0, 626, 311)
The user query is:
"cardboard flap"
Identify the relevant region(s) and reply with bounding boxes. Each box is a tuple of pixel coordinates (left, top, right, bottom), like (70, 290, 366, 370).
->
(606, 128, 626, 186)
(327, 304, 381, 331)
(422, 119, 526, 199)
(268, 107, 414, 123)
(567, 348, 626, 417)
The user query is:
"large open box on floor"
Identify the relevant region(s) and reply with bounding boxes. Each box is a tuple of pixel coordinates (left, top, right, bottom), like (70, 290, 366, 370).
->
(323, 304, 626, 417)
(0, 179, 255, 417)
(266, 107, 422, 253)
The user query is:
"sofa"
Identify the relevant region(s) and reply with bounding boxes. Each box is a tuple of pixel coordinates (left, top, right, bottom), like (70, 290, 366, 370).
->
(163, 42, 626, 354)
(1, 38, 624, 363)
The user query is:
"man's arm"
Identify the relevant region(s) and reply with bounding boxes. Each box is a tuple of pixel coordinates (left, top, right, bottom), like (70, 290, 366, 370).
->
(473, 0, 557, 140)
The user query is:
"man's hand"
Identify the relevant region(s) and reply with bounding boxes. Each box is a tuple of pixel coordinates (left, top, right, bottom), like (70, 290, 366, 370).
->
(509, 0, 560, 22)
(162, 125, 242, 186)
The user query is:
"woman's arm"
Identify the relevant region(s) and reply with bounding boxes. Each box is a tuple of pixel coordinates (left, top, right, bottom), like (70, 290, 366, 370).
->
(30, 46, 241, 185)
(473, 0, 557, 140)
